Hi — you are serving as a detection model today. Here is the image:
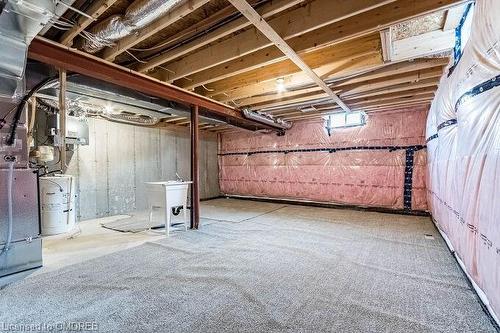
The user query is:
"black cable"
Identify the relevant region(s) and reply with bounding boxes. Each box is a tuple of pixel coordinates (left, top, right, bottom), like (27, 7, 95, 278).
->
(6, 76, 58, 146)
(0, 1, 6, 15)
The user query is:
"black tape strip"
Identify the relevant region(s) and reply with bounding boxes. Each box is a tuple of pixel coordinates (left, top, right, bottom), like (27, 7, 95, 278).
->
(448, 3, 473, 77)
(403, 148, 416, 211)
(426, 133, 438, 143)
(455, 74, 500, 112)
(219, 145, 426, 156)
(437, 119, 458, 131)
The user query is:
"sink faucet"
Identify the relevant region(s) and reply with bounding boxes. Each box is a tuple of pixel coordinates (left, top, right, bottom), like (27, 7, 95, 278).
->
(175, 173, 183, 182)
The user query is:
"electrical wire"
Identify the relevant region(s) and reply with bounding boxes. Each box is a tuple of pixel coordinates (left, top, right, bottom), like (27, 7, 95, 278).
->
(6, 76, 58, 146)
(125, 50, 147, 64)
(42, 178, 64, 192)
(201, 84, 215, 92)
(157, 65, 176, 74)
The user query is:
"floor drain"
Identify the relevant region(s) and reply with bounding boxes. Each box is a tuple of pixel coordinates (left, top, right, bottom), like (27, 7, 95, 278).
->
(424, 234, 435, 240)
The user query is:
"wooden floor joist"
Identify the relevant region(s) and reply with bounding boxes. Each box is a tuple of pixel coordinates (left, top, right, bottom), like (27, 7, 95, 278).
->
(102, 0, 211, 61)
(59, 0, 118, 46)
(150, 0, 466, 86)
(151, 0, 395, 82)
(41, 0, 466, 125)
(28, 37, 280, 132)
(134, 0, 304, 73)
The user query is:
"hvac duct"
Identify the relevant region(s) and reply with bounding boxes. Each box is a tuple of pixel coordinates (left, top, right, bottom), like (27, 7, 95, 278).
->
(0, 0, 55, 101)
(243, 109, 292, 130)
(82, 0, 185, 53)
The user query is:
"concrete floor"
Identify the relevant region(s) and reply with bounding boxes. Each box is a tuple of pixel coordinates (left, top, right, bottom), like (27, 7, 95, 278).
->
(4, 198, 287, 280)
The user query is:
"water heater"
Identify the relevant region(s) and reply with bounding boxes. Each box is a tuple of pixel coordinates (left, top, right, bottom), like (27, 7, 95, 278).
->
(39, 175, 76, 235)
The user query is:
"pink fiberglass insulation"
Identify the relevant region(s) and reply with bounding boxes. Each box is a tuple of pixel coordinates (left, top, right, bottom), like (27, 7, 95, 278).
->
(426, 0, 500, 321)
(219, 106, 428, 211)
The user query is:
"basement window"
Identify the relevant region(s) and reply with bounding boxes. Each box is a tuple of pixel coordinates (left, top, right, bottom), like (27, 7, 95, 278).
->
(325, 111, 366, 130)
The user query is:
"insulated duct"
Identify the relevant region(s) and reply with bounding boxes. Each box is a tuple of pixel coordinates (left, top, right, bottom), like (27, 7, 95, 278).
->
(243, 109, 292, 130)
(0, 0, 55, 101)
(82, 0, 185, 53)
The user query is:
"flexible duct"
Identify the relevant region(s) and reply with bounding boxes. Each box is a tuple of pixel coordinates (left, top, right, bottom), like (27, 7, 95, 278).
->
(82, 0, 185, 53)
(243, 109, 292, 130)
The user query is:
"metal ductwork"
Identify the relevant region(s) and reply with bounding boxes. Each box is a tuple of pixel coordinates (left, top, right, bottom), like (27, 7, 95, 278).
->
(243, 109, 292, 130)
(0, 0, 55, 101)
(82, 0, 185, 53)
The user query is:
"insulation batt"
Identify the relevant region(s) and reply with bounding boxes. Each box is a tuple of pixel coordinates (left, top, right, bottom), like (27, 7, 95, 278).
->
(426, 0, 500, 320)
(219, 107, 428, 211)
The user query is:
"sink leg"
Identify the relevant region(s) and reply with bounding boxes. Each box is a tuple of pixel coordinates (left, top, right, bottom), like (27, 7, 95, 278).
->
(183, 205, 187, 231)
(165, 206, 171, 237)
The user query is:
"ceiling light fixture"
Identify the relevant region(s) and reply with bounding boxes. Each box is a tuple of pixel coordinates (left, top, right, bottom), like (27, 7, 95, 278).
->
(276, 77, 286, 93)
(104, 104, 114, 114)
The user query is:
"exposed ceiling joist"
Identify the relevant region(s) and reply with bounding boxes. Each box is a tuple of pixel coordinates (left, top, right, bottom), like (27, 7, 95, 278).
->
(215, 53, 384, 102)
(28, 37, 279, 132)
(157, 0, 395, 82)
(152, 0, 467, 85)
(182, 33, 381, 91)
(129, 4, 240, 61)
(59, 0, 119, 46)
(253, 80, 438, 111)
(227, 0, 351, 113)
(135, 0, 303, 73)
(242, 66, 444, 107)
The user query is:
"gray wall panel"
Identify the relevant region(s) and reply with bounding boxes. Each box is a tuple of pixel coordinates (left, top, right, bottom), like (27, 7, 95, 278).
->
(65, 118, 219, 221)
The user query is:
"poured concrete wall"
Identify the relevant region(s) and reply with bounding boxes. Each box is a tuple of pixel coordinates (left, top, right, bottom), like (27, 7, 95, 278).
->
(65, 118, 219, 221)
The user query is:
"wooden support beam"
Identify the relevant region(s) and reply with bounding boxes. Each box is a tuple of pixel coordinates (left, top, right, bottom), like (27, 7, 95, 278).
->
(176, 120, 192, 126)
(135, 0, 305, 73)
(28, 37, 277, 132)
(190, 105, 200, 229)
(102, 0, 211, 61)
(391, 29, 455, 61)
(59, 0, 118, 46)
(163, 117, 186, 123)
(443, 4, 468, 30)
(380, 28, 393, 62)
(151, 0, 466, 82)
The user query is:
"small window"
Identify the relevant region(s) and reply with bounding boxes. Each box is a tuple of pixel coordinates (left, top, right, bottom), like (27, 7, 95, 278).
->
(325, 111, 366, 130)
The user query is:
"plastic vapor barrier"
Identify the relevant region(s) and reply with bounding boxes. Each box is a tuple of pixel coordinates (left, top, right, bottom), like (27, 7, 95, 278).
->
(219, 107, 428, 212)
(426, 0, 500, 321)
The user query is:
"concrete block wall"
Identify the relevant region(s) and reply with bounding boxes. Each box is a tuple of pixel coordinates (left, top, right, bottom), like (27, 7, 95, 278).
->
(65, 118, 219, 221)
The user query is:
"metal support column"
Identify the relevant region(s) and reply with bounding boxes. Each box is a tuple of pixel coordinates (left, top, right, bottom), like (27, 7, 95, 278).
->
(59, 69, 67, 173)
(190, 105, 200, 229)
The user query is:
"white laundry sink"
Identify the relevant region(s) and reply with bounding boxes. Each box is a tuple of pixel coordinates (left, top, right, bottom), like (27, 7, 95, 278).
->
(145, 180, 193, 236)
